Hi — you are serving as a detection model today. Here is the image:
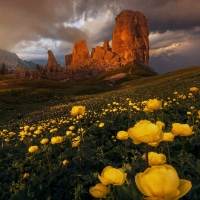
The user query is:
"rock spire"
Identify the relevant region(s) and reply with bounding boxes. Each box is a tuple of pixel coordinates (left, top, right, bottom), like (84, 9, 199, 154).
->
(112, 10, 149, 65)
(45, 50, 63, 72)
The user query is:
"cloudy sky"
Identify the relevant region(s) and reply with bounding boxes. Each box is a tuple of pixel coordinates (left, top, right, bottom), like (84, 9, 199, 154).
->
(1, 0, 200, 73)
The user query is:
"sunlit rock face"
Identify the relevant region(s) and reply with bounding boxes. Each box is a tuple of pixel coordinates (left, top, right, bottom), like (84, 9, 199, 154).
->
(71, 40, 90, 65)
(45, 50, 63, 72)
(112, 10, 149, 65)
(63, 10, 151, 82)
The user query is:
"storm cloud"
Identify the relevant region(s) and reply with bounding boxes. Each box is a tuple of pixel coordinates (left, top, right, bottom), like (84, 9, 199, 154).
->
(0, 0, 199, 72)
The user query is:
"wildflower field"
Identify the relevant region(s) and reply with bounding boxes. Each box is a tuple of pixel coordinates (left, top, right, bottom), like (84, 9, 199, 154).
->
(0, 66, 200, 199)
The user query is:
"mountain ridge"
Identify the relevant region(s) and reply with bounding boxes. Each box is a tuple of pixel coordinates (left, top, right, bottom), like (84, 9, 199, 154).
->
(0, 48, 38, 70)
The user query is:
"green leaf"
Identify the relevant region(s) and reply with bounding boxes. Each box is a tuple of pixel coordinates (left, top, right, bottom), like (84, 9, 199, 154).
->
(116, 180, 142, 200)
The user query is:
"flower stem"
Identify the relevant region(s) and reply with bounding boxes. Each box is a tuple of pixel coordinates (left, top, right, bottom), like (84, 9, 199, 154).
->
(124, 141, 128, 161)
(113, 185, 117, 200)
(166, 142, 171, 164)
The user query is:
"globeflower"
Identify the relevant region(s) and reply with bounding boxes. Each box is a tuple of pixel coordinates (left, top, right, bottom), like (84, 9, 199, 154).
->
(142, 152, 166, 166)
(28, 146, 38, 153)
(63, 159, 68, 165)
(89, 183, 110, 198)
(72, 140, 80, 147)
(99, 123, 104, 128)
(162, 132, 175, 142)
(23, 173, 29, 179)
(128, 120, 163, 144)
(70, 106, 86, 116)
(144, 98, 162, 112)
(171, 123, 194, 136)
(40, 138, 49, 145)
(98, 166, 127, 186)
(69, 126, 75, 131)
(190, 87, 198, 92)
(24, 125, 30, 132)
(135, 164, 192, 199)
(116, 131, 129, 140)
(66, 131, 72, 136)
(51, 136, 63, 144)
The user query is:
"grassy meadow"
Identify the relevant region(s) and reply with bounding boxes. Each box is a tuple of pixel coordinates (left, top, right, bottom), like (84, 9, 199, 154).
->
(0, 64, 200, 199)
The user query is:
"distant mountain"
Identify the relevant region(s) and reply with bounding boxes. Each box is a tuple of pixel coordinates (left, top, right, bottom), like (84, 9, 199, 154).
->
(29, 59, 47, 67)
(0, 49, 38, 70)
(149, 53, 200, 74)
(30, 54, 65, 68)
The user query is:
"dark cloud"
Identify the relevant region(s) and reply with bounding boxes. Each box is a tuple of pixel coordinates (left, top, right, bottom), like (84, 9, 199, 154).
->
(0, 0, 199, 71)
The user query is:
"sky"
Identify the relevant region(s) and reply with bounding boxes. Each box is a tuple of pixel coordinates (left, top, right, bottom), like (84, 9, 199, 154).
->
(0, 0, 200, 73)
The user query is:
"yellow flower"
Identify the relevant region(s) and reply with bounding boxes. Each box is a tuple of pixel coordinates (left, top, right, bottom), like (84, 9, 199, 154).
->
(73, 136, 81, 141)
(135, 164, 192, 199)
(98, 166, 127, 186)
(148, 142, 160, 147)
(113, 108, 117, 112)
(162, 132, 175, 142)
(72, 140, 80, 147)
(37, 126, 43, 130)
(116, 131, 129, 140)
(40, 138, 49, 145)
(51, 136, 63, 144)
(70, 106, 86, 116)
(142, 152, 166, 166)
(19, 131, 27, 137)
(24, 125, 30, 132)
(128, 120, 163, 144)
(69, 126, 75, 131)
(23, 173, 29, 179)
(171, 123, 194, 136)
(9, 132, 15, 136)
(63, 159, 68, 165)
(99, 123, 105, 128)
(66, 131, 72, 136)
(29, 126, 35, 131)
(190, 87, 198, 92)
(144, 99, 162, 112)
(78, 128, 85, 135)
(34, 130, 42, 134)
(89, 183, 110, 198)
(28, 146, 38, 153)
(156, 121, 165, 129)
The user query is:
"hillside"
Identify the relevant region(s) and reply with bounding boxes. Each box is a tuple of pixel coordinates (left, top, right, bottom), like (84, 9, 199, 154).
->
(0, 65, 200, 126)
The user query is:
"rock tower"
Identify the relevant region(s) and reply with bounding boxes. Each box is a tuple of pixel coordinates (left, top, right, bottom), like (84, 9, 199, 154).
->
(45, 50, 63, 72)
(112, 10, 149, 65)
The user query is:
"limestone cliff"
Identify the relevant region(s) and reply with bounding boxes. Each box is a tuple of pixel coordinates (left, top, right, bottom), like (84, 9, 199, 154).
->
(112, 10, 149, 65)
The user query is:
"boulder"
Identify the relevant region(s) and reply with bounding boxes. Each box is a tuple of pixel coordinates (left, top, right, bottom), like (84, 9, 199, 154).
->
(112, 10, 149, 65)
